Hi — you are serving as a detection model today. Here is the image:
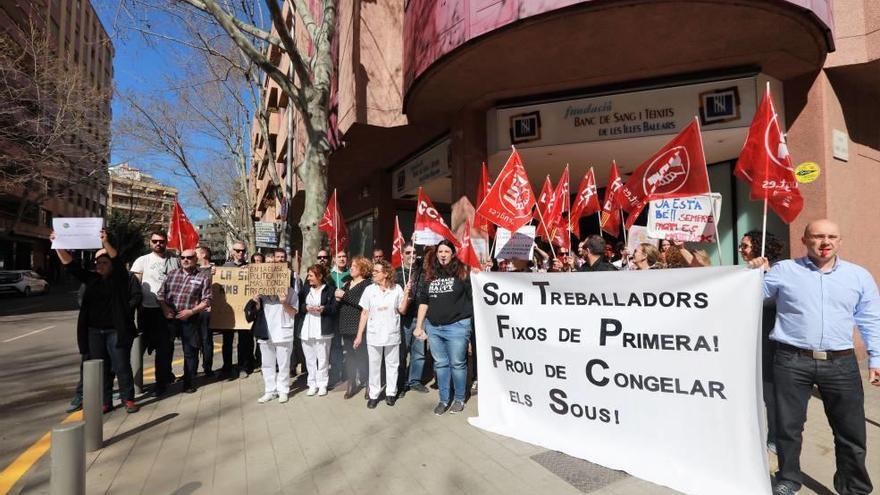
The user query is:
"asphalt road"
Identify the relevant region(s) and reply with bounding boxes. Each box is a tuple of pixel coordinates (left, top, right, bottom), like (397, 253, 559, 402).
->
(0, 281, 82, 474)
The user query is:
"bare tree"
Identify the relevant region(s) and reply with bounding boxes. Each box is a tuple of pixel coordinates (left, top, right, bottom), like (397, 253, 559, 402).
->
(0, 18, 110, 228)
(117, 0, 337, 271)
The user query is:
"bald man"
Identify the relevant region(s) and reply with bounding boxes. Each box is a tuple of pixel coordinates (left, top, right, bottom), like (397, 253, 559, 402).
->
(752, 219, 879, 495)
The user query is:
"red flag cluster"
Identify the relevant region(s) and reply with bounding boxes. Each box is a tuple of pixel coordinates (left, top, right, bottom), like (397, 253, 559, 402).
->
(415, 187, 460, 248)
(168, 201, 199, 251)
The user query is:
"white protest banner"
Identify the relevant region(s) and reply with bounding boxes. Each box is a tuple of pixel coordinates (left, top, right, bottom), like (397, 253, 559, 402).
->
(647, 194, 722, 242)
(494, 225, 536, 260)
(51, 218, 103, 249)
(469, 268, 769, 495)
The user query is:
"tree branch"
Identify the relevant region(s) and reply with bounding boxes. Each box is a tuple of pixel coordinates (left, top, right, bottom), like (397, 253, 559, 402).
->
(175, 0, 283, 47)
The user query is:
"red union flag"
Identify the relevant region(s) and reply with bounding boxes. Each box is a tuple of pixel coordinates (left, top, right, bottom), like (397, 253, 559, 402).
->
(476, 148, 535, 233)
(475, 162, 495, 237)
(391, 215, 405, 268)
(534, 175, 553, 226)
(599, 161, 625, 237)
(168, 201, 199, 251)
(619, 120, 710, 228)
(456, 220, 482, 270)
(570, 167, 600, 237)
(734, 85, 804, 223)
(318, 190, 349, 253)
(546, 165, 571, 249)
(415, 188, 460, 247)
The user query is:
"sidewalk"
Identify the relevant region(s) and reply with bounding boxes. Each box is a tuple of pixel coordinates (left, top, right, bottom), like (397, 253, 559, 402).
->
(11, 362, 880, 495)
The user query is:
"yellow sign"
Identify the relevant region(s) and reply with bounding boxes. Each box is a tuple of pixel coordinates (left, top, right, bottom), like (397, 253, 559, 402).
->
(794, 162, 820, 184)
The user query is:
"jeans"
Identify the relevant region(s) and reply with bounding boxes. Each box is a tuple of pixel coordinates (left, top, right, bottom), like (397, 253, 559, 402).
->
(400, 319, 426, 388)
(199, 313, 214, 373)
(139, 307, 174, 389)
(169, 319, 200, 387)
(425, 318, 471, 403)
(87, 327, 134, 405)
(773, 348, 872, 494)
(222, 330, 254, 373)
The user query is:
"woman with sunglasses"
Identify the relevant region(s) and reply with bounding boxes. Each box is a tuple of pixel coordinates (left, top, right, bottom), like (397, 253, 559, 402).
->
(295, 263, 337, 396)
(413, 240, 474, 415)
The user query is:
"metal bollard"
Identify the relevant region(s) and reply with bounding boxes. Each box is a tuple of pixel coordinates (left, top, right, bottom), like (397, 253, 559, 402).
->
(83, 359, 103, 452)
(131, 334, 144, 395)
(51, 421, 85, 495)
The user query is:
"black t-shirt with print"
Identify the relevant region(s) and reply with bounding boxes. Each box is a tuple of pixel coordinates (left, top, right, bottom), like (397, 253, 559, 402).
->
(417, 274, 472, 326)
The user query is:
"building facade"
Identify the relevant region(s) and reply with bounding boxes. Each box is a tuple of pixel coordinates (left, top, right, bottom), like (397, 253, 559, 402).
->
(0, 0, 113, 273)
(253, 0, 879, 278)
(107, 163, 178, 233)
(195, 215, 232, 263)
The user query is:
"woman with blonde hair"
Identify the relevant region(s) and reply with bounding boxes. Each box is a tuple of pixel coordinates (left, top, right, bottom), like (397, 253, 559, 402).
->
(335, 255, 372, 399)
(631, 243, 661, 270)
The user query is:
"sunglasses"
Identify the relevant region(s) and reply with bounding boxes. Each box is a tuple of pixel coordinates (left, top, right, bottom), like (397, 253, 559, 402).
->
(317, 255, 329, 260)
(181, 255, 196, 260)
(151, 239, 166, 244)
(233, 249, 245, 253)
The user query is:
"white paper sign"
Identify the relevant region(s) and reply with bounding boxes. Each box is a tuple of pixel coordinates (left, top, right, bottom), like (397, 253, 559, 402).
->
(647, 194, 722, 243)
(469, 268, 769, 495)
(51, 218, 103, 249)
(625, 225, 652, 255)
(414, 229, 445, 246)
(494, 225, 536, 260)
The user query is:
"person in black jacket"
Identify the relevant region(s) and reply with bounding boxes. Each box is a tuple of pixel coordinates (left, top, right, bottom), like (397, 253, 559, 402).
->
(295, 263, 338, 396)
(414, 240, 474, 416)
(53, 230, 141, 413)
(578, 235, 618, 272)
(334, 256, 372, 399)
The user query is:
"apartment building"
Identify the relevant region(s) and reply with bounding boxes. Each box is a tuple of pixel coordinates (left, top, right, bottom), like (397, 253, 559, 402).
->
(107, 163, 177, 234)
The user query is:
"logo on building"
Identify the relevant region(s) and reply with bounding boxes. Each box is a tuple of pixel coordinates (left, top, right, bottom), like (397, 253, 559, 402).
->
(698, 86, 740, 125)
(509, 111, 541, 144)
(642, 146, 692, 196)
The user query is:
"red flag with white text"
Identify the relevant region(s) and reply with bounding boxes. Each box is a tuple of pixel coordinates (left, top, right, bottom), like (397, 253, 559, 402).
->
(475, 162, 496, 237)
(547, 165, 571, 250)
(475, 148, 536, 233)
(570, 167, 600, 238)
(535, 176, 553, 238)
(733, 85, 804, 223)
(168, 201, 200, 251)
(456, 220, 482, 270)
(618, 120, 710, 229)
(415, 188, 460, 247)
(600, 161, 624, 237)
(391, 215, 404, 268)
(318, 190, 349, 253)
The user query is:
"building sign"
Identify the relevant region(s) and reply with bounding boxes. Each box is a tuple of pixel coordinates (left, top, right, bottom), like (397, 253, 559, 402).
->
(392, 139, 451, 199)
(491, 77, 765, 151)
(255, 221, 280, 247)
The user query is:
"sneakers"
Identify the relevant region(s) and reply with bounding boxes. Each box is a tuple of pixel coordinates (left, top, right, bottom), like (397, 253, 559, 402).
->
(367, 398, 380, 409)
(278, 393, 289, 404)
(449, 400, 465, 414)
(409, 383, 430, 394)
(124, 400, 140, 413)
(65, 396, 83, 413)
(306, 387, 318, 396)
(773, 483, 799, 495)
(258, 393, 277, 403)
(102, 404, 112, 414)
(433, 401, 449, 416)
(317, 387, 328, 396)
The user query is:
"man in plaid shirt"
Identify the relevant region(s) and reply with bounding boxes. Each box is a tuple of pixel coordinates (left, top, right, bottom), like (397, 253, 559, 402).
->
(158, 248, 212, 393)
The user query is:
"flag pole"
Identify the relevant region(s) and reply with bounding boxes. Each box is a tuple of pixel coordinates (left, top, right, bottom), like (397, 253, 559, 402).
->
(535, 205, 556, 259)
(760, 196, 768, 259)
(333, 189, 339, 260)
(620, 209, 628, 245)
(694, 117, 724, 265)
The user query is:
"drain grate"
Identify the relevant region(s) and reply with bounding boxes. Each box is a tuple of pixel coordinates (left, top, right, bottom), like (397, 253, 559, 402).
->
(530, 451, 629, 493)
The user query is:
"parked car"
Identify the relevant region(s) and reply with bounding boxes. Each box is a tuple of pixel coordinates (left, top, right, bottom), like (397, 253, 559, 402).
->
(0, 270, 50, 296)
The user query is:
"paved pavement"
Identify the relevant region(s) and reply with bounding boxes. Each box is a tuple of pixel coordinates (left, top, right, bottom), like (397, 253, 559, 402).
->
(1, 284, 878, 494)
(2, 355, 877, 495)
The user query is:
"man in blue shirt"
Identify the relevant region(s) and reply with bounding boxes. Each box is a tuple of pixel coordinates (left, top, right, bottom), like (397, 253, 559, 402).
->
(752, 219, 879, 495)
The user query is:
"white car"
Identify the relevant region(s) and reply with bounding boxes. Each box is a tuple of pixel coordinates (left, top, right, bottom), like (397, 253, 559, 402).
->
(0, 270, 50, 296)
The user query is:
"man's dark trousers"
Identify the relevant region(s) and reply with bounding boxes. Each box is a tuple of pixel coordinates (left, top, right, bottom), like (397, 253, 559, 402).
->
(171, 319, 200, 387)
(222, 330, 254, 374)
(139, 307, 174, 391)
(773, 347, 872, 494)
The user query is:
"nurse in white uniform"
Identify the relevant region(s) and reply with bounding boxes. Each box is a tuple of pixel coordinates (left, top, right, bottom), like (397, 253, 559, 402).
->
(355, 260, 407, 408)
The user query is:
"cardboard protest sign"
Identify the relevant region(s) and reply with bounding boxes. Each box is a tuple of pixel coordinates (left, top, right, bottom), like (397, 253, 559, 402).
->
(494, 225, 536, 261)
(647, 194, 722, 242)
(469, 268, 769, 495)
(209, 267, 250, 330)
(246, 262, 291, 298)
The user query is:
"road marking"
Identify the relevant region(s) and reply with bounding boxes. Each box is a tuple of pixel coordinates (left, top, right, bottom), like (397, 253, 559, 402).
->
(0, 343, 225, 494)
(2, 326, 56, 343)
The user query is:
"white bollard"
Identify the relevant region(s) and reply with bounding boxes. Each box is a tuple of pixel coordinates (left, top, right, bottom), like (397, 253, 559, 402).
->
(83, 359, 103, 452)
(50, 421, 85, 495)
